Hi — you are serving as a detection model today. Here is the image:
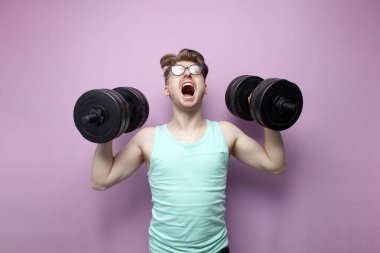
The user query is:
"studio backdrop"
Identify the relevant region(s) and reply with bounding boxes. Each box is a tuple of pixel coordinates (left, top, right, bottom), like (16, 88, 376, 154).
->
(1, 0, 379, 252)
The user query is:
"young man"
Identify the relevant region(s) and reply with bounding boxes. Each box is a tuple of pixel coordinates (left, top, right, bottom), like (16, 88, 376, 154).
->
(91, 49, 286, 253)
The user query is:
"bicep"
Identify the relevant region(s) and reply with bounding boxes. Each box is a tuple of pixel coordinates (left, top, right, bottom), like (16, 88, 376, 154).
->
(232, 132, 271, 170)
(105, 133, 145, 188)
(225, 123, 272, 172)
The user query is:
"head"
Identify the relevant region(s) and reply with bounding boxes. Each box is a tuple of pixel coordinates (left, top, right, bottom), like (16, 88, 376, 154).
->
(160, 49, 209, 110)
(160, 48, 209, 85)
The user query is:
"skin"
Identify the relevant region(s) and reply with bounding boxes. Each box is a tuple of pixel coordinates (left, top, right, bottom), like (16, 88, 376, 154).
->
(91, 61, 286, 191)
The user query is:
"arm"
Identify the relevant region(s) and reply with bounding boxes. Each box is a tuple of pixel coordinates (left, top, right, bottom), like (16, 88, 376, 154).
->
(220, 122, 286, 174)
(91, 128, 150, 190)
(261, 128, 286, 174)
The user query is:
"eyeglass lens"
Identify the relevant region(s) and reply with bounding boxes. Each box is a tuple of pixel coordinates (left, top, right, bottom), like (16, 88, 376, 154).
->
(171, 65, 201, 76)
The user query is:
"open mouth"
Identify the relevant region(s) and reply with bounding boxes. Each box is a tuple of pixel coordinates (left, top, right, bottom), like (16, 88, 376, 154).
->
(181, 84, 195, 96)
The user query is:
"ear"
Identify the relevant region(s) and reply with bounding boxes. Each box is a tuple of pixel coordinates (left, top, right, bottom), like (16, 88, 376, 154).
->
(204, 84, 208, 95)
(164, 84, 170, 96)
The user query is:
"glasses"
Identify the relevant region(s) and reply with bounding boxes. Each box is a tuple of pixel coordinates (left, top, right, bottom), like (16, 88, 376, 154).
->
(170, 64, 203, 76)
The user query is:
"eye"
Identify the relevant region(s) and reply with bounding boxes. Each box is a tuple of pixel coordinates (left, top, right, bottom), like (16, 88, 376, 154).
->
(189, 65, 201, 75)
(171, 65, 185, 76)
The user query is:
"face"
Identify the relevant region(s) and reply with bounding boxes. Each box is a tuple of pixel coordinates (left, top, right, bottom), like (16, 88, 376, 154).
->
(164, 61, 208, 109)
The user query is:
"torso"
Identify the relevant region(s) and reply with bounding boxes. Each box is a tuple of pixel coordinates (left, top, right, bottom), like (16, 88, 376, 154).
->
(147, 120, 230, 252)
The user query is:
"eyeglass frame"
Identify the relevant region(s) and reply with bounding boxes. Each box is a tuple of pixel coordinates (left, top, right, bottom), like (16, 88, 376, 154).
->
(167, 64, 204, 76)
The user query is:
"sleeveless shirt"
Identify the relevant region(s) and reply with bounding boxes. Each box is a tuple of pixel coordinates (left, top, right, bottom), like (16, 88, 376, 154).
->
(148, 120, 229, 253)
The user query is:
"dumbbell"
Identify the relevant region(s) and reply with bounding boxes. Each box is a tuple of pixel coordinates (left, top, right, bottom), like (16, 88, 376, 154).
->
(225, 75, 303, 131)
(73, 87, 149, 143)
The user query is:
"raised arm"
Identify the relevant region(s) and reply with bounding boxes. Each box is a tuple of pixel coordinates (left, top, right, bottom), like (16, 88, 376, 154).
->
(219, 121, 286, 175)
(91, 127, 154, 190)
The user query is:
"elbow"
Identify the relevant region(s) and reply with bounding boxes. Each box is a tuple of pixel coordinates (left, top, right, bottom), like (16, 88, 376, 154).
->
(91, 181, 108, 191)
(271, 166, 287, 175)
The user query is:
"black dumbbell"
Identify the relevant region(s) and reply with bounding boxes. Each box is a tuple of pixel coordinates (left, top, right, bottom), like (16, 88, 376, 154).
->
(225, 75, 303, 131)
(73, 87, 149, 143)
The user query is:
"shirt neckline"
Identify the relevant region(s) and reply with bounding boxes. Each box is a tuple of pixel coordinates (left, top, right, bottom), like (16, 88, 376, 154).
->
(164, 120, 210, 146)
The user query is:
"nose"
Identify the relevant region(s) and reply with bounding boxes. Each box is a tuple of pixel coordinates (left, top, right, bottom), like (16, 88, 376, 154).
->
(183, 68, 191, 76)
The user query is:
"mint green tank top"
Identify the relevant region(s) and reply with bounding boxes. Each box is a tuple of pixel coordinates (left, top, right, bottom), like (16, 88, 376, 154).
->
(148, 120, 229, 253)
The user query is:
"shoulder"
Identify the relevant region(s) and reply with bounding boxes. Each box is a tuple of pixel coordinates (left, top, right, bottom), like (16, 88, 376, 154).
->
(131, 126, 156, 160)
(130, 126, 156, 144)
(215, 121, 243, 149)
(217, 121, 241, 135)
(134, 126, 155, 138)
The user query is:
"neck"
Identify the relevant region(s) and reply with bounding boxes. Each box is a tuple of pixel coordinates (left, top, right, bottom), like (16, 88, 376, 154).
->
(168, 106, 205, 131)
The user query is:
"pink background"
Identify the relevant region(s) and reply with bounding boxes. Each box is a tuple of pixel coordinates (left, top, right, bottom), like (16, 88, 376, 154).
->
(1, 0, 379, 252)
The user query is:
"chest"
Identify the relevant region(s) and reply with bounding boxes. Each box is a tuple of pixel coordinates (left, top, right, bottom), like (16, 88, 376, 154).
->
(149, 150, 228, 188)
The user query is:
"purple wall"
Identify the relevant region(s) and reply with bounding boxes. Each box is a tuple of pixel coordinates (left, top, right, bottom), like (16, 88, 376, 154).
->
(1, 0, 379, 252)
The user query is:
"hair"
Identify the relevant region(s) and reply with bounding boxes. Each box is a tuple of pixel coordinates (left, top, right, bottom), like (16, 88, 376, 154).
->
(160, 48, 209, 84)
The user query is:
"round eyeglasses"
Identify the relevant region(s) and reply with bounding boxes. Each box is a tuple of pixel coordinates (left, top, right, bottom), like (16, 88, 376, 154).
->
(170, 64, 202, 76)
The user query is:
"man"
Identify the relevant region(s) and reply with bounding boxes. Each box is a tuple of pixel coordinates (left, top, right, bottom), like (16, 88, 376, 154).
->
(91, 49, 286, 253)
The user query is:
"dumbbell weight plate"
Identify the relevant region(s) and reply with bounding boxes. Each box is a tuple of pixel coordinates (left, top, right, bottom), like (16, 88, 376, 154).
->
(129, 87, 149, 129)
(73, 89, 126, 143)
(113, 87, 149, 133)
(226, 75, 252, 120)
(225, 75, 249, 116)
(104, 89, 130, 137)
(250, 78, 303, 131)
(225, 75, 263, 120)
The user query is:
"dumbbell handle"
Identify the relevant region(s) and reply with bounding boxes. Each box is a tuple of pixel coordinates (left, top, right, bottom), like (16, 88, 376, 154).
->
(275, 97, 298, 114)
(82, 114, 98, 124)
(82, 109, 104, 124)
